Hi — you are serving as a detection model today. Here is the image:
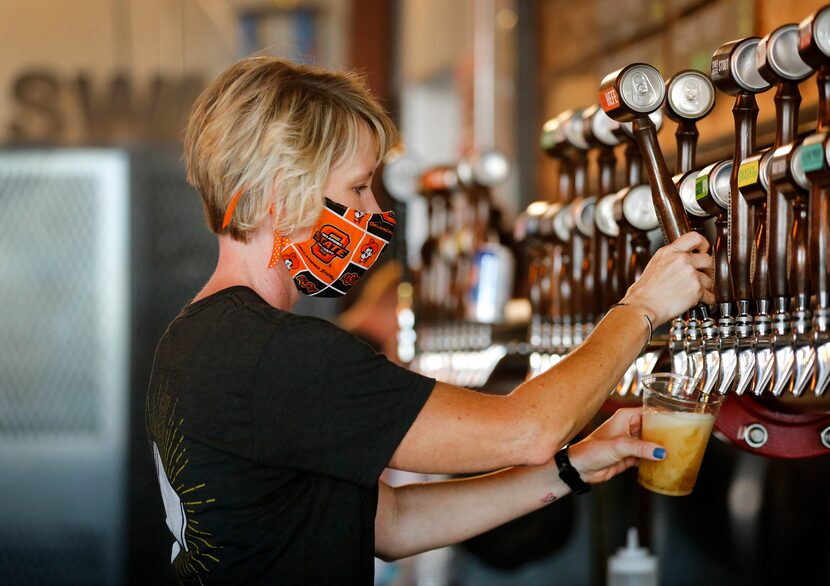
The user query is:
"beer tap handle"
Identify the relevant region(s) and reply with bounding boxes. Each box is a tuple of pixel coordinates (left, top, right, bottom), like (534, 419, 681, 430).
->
(770, 145, 813, 305)
(712, 38, 771, 306)
(625, 141, 643, 187)
(758, 24, 814, 395)
(759, 27, 812, 303)
(631, 117, 692, 243)
(666, 70, 715, 175)
(584, 104, 622, 312)
(595, 146, 618, 310)
(673, 120, 698, 176)
(791, 191, 811, 306)
(694, 160, 734, 306)
(736, 150, 773, 301)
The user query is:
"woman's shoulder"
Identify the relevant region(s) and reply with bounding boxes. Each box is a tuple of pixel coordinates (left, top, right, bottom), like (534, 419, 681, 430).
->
(170, 285, 370, 361)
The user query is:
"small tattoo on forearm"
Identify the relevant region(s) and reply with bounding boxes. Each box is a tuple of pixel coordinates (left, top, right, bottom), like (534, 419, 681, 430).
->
(540, 492, 558, 504)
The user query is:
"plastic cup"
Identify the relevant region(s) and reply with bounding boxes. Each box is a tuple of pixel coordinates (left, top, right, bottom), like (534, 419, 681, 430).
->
(637, 373, 725, 496)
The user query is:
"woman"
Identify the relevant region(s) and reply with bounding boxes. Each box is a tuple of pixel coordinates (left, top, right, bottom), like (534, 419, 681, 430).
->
(146, 56, 715, 585)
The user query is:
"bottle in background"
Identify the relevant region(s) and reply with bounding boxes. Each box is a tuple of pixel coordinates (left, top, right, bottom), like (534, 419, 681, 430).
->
(607, 527, 658, 586)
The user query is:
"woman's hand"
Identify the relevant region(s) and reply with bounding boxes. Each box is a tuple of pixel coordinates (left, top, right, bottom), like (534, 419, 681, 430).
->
(567, 408, 665, 485)
(622, 231, 714, 327)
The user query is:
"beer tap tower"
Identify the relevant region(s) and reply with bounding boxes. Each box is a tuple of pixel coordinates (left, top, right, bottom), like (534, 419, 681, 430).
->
(411, 151, 515, 387)
(757, 24, 815, 396)
(583, 106, 621, 316)
(683, 157, 734, 394)
(664, 70, 716, 383)
(711, 38, 772, 396)
(736, 146, 774, 395)
(562, 109, 594, 346)
(706, 14, 830, 457)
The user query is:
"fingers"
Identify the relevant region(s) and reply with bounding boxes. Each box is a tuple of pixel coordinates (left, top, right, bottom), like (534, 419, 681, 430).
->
(670, 231, 709, 254)
(698, 272, 714, 293)
(689, 251, 713, 273)
(611, 437, 666, 462)
(699, 278, 716, 305)
(592, 408, 641, 439)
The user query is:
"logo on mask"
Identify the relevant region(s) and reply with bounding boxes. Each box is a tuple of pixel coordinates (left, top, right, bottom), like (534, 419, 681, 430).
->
(311, 224, 351, 264)
(341, 272, 360, 287)
(282, 252, 299, 272)
(295, 274, 319, 294)
(353, 210, 367, 223)
(359, 239, 380, 264)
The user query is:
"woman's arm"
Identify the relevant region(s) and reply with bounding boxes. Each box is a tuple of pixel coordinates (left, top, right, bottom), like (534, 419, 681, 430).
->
(389, 232, 713, 474)
(377, 408, 661, 560)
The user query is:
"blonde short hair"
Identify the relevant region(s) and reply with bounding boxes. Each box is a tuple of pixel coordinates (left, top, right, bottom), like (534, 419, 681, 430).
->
(184, 56, 398, 242)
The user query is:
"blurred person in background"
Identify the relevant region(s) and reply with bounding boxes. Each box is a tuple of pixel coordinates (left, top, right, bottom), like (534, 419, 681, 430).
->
(145, 56, 714, 585)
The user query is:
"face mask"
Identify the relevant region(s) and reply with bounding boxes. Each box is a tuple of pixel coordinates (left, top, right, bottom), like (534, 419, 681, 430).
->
(276, 198, 396, 297)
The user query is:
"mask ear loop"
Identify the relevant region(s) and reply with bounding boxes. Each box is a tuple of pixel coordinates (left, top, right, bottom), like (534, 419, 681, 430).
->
(268, 233, 293, 269)
(222, 187, 245, 230)
(268, 203, 295, 269)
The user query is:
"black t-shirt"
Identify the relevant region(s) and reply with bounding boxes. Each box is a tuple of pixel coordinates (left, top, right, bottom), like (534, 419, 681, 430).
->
(145, 286, 435, 585)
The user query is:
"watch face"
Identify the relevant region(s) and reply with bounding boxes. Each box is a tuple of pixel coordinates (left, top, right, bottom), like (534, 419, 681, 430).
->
(594, 195, 619, 237)
(622, 184, 659, 231)
(667, 70, 715, 120)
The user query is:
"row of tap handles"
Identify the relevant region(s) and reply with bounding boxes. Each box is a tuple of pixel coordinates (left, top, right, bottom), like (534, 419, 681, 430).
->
(401, 150, 516, 387)
(516, 6, 830, 398)
(414, 150, 514, 332)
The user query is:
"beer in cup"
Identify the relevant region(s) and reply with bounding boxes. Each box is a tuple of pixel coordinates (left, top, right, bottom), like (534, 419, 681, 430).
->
(638, 373, 725, 496)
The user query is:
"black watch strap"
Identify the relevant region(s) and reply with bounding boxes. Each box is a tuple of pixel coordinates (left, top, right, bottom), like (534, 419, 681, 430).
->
(554, 446, 591, 495)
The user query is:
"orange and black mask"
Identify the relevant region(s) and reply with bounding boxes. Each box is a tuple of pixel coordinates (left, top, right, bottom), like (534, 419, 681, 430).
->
(279, 198, 396, 297)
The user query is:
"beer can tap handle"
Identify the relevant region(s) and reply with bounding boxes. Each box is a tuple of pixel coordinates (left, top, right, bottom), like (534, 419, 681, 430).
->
(665, 70, 716, 175)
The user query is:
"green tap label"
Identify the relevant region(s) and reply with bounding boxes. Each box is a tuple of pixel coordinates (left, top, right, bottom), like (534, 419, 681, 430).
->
(738, 160, 759, 188)
(801, 143, 825, 173)
(695, 175, 709, 200)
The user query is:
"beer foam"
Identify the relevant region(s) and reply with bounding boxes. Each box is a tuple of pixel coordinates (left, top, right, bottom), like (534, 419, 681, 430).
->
(644, 409, 714, 428)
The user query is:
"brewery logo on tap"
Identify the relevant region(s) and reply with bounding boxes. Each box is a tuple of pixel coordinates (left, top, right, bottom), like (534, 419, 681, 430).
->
(600, 87, 620, 112)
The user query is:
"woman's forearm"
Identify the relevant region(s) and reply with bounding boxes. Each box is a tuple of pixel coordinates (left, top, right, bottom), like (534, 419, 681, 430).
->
(510, 303, 653, 457)
(376, 462, 570, 561)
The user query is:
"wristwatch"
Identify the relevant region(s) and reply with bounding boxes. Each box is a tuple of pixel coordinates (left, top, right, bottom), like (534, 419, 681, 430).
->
(554, 446, 592, 495)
